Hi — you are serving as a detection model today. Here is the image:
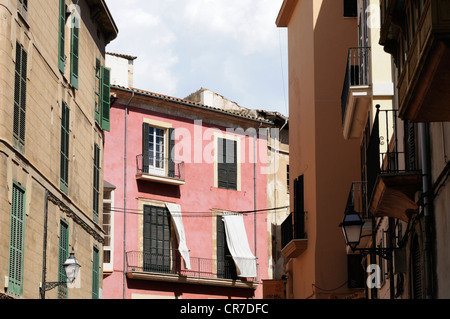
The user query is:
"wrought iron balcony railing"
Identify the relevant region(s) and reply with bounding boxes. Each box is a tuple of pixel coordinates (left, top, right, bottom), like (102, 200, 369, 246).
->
(280, 211, 307, 251)
(126, 250, 258, 282)
(341, 47, 371, 124)
(136, 155, 185, 181)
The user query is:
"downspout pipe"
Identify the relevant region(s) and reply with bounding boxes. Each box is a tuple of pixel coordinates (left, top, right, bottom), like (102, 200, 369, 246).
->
(420, 122, 434, 299)
(122, 90, 135, 300)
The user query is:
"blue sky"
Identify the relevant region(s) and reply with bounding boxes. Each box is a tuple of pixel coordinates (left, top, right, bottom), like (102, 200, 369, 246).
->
(105, 0, 289, 116)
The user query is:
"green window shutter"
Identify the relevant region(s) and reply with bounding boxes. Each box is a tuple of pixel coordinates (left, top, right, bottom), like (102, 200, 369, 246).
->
(13, 42, 27, 152)
(95, 59, 101, 123)
(70, 15, 79, 89)
(57, 221, 69, 299)
(58, 0, 66, 73)
(216, 216, 237, 279)
(142, 123, 150, 174)
(93, 144, 100, 223)
(60, 101, 70, 194)
(8, 182, 26, 297)
(101, 66, 111, 131)
(92, 247, 99, 299)
(217, 138, 237, 190)
(143, 205, 171, 272)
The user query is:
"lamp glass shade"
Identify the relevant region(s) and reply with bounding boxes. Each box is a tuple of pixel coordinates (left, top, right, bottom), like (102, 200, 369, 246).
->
(340, 212, 364, 248)
(63, 252, 81, 283)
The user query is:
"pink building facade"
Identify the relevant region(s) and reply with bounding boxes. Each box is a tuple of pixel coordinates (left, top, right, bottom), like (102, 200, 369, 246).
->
(102, 86, 271, 299)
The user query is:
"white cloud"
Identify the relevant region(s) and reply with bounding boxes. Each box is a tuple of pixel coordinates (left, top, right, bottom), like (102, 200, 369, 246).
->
(105, 0, 288, 114)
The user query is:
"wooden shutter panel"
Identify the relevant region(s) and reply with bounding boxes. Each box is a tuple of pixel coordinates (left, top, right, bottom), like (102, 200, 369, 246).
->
(13, 42, 27, 151)
(217, 138, 237, 190)
(217, 138, 227, 188)
(8, 183, 26, 297)
(294, 175, 305, 239)
(58, 0, 66, 73)
(143, 206, 171, 272)
(142, 123, 150, 174)
(95, 59, 101, 123)
(168, 128, 176, 178)
(92, 144, 100, 223)
(412, 234, 424, 299)
(60, 101, 70, 194)
(227, 140, 237, 190)
(101, 66, 111, 131)
(92, 247, 100, 299)
(58, 221, 69, 299)
(217, 216, 226, 278)
(70, 15, 79, 89)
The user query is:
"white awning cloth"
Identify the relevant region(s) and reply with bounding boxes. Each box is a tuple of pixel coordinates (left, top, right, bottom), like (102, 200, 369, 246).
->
(165, 203, 191, 270)
(222, 213, 257, 278)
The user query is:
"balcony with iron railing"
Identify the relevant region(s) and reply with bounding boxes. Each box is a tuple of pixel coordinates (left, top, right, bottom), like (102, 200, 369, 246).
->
(341, 47, 372, 140)
(363, 106, 422, 222)
(280, 212, 307, 259)
(136, 155, 185, 186)
(380, 0, 450, 122)
(125, 250, 259, 289)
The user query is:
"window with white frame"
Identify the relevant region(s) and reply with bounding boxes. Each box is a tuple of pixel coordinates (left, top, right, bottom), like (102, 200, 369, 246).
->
(102, 189, 114, 272)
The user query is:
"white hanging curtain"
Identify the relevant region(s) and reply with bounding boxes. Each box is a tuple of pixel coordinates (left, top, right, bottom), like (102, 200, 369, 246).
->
(222, 213, 257, 278)
(165, 203, 191, 270)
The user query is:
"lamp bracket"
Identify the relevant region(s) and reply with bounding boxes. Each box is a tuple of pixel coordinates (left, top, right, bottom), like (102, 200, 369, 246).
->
(40, 281, 67, 293)
(351, 248, 394, 260)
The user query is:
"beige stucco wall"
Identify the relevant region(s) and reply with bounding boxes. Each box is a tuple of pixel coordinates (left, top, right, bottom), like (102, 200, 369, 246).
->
(0, 0, 113, 299)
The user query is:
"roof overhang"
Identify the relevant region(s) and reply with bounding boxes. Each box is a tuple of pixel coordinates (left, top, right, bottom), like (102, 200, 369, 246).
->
(276, 0, 298, 27)
(86, 0, 118, 44)
(111, 86, 274, 128)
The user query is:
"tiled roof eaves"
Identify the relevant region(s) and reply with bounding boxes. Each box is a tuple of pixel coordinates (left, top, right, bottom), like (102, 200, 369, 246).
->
(112, 85, 273, 125)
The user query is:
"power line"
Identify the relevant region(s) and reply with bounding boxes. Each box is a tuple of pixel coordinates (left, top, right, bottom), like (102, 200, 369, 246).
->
(103, 205, 290, 218)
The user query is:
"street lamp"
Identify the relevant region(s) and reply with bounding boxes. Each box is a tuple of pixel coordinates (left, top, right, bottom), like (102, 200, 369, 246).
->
(340, 212, 393, 260)
(40, 252, 81, 297)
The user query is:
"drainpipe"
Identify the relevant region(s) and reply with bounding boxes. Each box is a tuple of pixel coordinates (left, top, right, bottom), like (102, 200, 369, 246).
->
(122, 91, 135, 300)
(254, 120, 264, 272)
(420, 122, 434, 299)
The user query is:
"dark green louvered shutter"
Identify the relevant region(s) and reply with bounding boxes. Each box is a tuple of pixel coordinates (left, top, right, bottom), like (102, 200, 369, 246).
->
(216, 216, 237, 279)
(143, 206, 171, 272)
(58, 221, 69, 299)
(142, 123, 150, 174)
(95, 59, 101, 123)
(58, 0, 65, 73)
(93, 144, 100, 223)
(13, 42, 27, 152)
(227, 140, 237, 190)
(168, 128, 175, 178)
(60, 101, 70, 194)
(101, 66, 111, 131)
(70, 15, 79, 89)
(216, 216, 226, 278)
(218, 138, 237, 190)
(92, 247, 99, 299)
(8, 182, 26, 297)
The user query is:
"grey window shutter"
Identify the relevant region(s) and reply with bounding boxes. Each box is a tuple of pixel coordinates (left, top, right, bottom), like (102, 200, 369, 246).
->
(142, 123, 150, 174)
